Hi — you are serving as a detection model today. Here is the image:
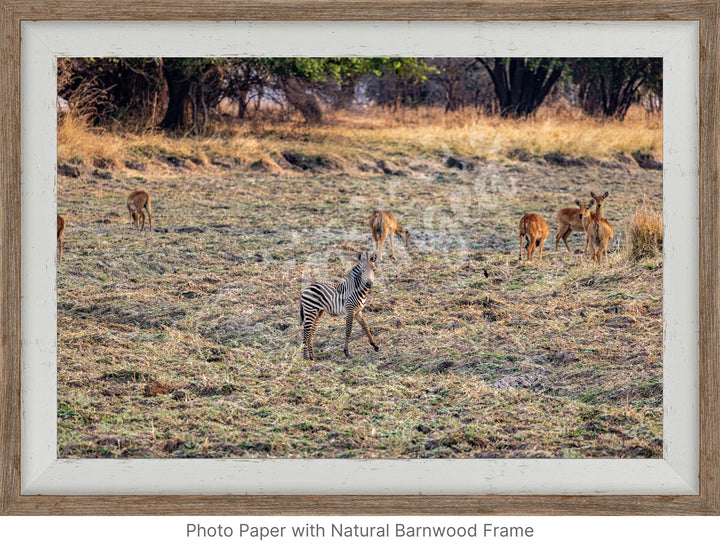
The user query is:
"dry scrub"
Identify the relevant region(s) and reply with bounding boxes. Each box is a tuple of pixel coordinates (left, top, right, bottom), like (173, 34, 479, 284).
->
(626, 205, 663, 260)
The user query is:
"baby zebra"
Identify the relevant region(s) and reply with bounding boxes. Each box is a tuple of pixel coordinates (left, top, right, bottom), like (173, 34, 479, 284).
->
(300, 251, 380, 361)
(369, 209, 409, 261)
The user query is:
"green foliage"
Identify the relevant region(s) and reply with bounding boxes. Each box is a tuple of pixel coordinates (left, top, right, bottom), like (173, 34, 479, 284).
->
(263, 57, 434, 84)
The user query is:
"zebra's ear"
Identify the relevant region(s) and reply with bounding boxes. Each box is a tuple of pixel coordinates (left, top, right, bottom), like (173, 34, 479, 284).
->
(357, 252, 364, 261)
(369, 252, 378, 263)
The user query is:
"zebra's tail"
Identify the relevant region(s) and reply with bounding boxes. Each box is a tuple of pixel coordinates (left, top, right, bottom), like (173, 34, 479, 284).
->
(300, 302, 304, 325)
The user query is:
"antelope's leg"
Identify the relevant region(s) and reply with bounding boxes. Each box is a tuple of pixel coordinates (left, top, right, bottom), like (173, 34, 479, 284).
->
(527, 237, 536, 261)
(519, 234, 524, 260)
(377, 235, 385, 260)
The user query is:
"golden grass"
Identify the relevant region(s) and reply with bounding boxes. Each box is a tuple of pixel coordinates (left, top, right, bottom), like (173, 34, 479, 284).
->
(57, 105, 662, 175)
(626, 205, 664, 260)
(323, 105, 662, 160)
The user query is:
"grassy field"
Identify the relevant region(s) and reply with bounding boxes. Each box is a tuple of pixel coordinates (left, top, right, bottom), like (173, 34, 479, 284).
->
(57, 110, 663, 459)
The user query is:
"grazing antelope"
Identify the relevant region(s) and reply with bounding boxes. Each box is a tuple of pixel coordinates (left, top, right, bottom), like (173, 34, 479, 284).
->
(127, 190, 152, 231)
(300, 251, 379, 361)
(518, 213, 549, 262)
(56, 214, 66, 262)
(369, 209, 409, 261)
(577, 200, 614, 264)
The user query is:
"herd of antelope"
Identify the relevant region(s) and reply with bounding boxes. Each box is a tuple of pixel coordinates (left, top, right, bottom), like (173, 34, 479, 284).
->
(56, 184, 612, 362)
(520, 191, 613, 265)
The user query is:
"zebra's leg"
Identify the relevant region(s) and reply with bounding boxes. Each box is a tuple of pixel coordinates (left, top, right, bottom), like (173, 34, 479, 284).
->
(355, 311, 379, 351)
(343, 312, 355, 357)
(302, 319, 310, 360)
(302, 320, 311, 360)
(303, 309, 323, 360)
(308, 310, 324, 360)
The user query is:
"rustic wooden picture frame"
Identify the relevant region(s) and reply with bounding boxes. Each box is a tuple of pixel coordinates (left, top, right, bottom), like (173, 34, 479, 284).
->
(1, 0, 718, 516)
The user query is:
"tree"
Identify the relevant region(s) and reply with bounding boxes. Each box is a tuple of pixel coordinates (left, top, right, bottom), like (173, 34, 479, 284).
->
(573, 58, 662, 120)
(216, 59, 271, 119)
(158, 58, 220, 132)
(477, 58, 565, 117)
(265, 58, 397, 123)
(58, 58, 163, 128)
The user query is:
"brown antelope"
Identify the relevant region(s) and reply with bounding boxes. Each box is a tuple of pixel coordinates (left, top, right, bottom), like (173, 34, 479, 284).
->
(518, 213, 549, 262)
(585, 191, 610, 253)
(590, 191, 609, 219)
(577, 200, 614, 264)
(127, 190, 152, 231)
(555, 203, 586, 252)
(369, 209, 409, 261)
(57, 214, 66, 261)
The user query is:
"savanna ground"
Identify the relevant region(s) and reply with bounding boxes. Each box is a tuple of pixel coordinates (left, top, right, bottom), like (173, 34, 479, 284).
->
(57, 107, 663, 459)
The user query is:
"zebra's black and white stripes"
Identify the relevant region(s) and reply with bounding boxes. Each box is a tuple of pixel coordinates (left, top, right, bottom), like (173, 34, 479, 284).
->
(300, 251, 380, 360)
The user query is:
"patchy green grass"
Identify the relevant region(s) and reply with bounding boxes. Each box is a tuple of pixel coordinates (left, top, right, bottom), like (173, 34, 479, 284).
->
(57, 157, 662, 459)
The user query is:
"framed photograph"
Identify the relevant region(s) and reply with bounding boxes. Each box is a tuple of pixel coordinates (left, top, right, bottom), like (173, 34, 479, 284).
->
(1, 1, 718, 515)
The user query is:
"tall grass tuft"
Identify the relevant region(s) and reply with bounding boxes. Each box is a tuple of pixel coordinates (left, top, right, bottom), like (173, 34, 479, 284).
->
(626, 205, 663, 260)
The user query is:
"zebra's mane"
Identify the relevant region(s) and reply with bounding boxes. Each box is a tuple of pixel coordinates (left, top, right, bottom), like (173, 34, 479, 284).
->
(332, 262, 363, 291)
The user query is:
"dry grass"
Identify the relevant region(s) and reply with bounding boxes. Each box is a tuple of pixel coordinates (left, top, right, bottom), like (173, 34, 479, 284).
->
(626, 204, 663, 260)
(57, 152, 663, 459)
(58, 105, 662, 176)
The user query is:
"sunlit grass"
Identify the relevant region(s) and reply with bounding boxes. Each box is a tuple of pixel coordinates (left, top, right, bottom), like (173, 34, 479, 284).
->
(58, 105, 662, 175)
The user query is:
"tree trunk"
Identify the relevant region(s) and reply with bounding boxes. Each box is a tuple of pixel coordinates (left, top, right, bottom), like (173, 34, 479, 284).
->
(479, 58, 563, 118)
(236, 89, 249, 119)
(280, 76, 323, 124)
(160, 66, 192, 130)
